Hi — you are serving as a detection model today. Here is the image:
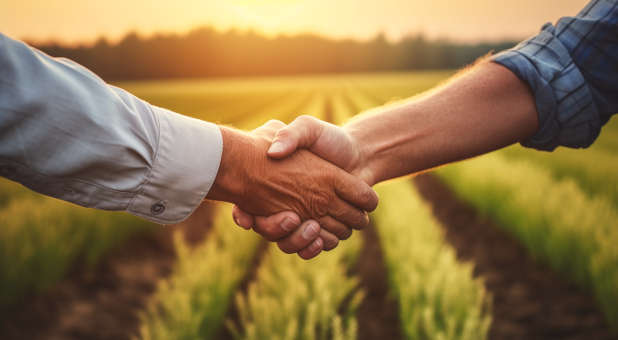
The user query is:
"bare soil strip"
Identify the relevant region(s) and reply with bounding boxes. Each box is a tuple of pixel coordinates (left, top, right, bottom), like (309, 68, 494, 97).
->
(0, 202, 215, 340)
(414, 174, 614, 340)
(354, 222, 404, 340)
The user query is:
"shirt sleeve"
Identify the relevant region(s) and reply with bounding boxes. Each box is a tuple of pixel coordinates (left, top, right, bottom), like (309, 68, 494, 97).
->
(492, 0, 618, 151)
(0, 33, 223, 224)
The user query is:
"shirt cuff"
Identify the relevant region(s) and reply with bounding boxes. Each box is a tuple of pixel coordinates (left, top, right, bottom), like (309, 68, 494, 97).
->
(127, 106, 223, 224)
(492, 27, 601, 151)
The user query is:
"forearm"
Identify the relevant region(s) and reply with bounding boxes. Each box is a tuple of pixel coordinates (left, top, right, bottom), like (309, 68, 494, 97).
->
(346, 62, 538, 185)
(0, 34, 222, 224)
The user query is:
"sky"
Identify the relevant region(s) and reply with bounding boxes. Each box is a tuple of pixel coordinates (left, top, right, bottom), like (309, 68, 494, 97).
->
(1, 0, 589, 45)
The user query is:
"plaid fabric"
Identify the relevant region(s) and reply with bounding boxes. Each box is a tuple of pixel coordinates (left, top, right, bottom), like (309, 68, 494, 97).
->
(493, 0, 618, 151)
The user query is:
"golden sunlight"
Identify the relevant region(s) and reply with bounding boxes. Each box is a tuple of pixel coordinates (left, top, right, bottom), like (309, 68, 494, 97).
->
(0, 0, 588, 44)
(224, 0, 308, 30)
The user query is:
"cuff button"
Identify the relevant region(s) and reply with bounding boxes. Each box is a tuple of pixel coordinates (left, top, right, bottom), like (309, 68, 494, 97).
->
(151, 201, 166, 215)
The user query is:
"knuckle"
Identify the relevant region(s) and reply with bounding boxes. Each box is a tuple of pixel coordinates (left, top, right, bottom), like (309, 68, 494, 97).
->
(309, 192, 330, 217)
(358, 212, 370, 228)
(367, 190, 379, 209)
(347, 212, 367, 230)
(257, 223, 280, 242)
(339, 228, 353, 240)
(296, 114, 316, 125)
(277, 242, 295, 254)
(266, 119, 284, 127)
(275, 128, 292, 139)
(324, 238, 339, 251)
(298, 251, 313, 260)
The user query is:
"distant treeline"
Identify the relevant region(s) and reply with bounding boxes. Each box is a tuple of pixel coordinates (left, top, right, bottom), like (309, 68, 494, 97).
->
(34, 27, 519, 80)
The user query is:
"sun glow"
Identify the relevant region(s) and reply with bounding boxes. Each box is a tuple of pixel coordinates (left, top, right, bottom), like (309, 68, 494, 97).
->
(1, 0, 589, 45)
(224, 0, 308, 30)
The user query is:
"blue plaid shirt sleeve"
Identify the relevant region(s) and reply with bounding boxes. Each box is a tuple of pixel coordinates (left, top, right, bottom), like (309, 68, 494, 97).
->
(492, 0, 618, 151)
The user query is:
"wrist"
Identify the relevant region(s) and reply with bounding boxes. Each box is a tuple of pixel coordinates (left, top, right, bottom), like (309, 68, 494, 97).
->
(344, 125, 378, 186)
(207, 127, 255, 204)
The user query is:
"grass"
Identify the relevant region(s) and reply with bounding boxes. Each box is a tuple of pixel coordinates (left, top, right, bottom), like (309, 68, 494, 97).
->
(498, 120, 618, 208)
(3, 71, 616, 337)
(226, 98, 364, 340)
(436, 153, 618, 329)
(138, 92, 336, 339)
(0, 193, 151, 312)
(373, 179, 491, 340)
(137, 204, 261, 340)
(0, 78, 322, 314)
(227, 236, 363, 340)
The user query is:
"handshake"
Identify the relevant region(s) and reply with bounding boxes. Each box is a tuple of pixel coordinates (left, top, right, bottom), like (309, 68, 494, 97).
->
(204, 63, 539, 260)
(207, 116, 378, 260)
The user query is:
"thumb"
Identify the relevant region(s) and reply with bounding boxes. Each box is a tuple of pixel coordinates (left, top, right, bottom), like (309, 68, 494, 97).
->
(267, 115, 323, 159)
(267, 127, 301, 158)
(232, 205, 255, 230)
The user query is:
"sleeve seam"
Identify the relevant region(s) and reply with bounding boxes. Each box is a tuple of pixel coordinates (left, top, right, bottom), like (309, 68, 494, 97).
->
(0, 157, 138, 197)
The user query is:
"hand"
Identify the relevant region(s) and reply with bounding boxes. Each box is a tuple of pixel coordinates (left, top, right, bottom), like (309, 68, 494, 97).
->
(233, 121, 325, 259)
(208, 119, 378, 259)
(268, 115, 373, 184)
(232, 116, 375, 257)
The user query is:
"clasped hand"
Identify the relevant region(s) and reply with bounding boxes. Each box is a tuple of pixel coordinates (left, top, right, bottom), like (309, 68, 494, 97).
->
(206, 118, 376, 259)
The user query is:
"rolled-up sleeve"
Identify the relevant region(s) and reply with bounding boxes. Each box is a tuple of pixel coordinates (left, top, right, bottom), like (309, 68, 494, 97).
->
(0, 33, 222, 224)
(492, 0, 618, 151)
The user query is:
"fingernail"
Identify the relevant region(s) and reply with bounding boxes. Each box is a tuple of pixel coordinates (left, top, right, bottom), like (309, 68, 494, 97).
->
(302, 222, 320, 240)
(280, 217, 298, 232)
(312, 237, 323, 251)
(268, 141, 285, 154)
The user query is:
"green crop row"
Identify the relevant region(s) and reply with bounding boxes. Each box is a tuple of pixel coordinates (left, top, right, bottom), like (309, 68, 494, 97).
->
(0, 193, 151, 312)
(137, 204, 261, 340)
(137, 93, 335, 339)
(340, 90, 491, 339)
(436, 153, 618, 329)
(0, 82, 322, 314)
(228, 235, 363, 340)
(372, 179, 491, 340)
(226, 95, 363, 340)
(498, 119, 618, 208)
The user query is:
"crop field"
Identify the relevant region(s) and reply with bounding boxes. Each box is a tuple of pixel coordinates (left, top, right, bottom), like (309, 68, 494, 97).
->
(0, 71, 616, 339)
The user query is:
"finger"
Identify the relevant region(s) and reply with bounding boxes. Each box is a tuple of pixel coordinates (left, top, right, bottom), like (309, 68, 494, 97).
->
(252, 212, 301, 242)
(277, 220, 321, 254)
(334, 171, 379, 212)
(328, 198, 371, 230)
(319, 229, 340, 251)
(232, 206, 255, 230)
(298, 237, 323, 260)
(253, 119, 287, 139)
(268, 115, 324, 158)
(319, 216, 353, 240)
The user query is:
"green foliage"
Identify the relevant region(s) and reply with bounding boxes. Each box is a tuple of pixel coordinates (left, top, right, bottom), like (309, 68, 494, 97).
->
(372, 179, 492, 340)
(0, 191, 151, 312)
(227, 232, 363, 340)
(137, 204, 261, 340)
(437, 154, 618, 329)
(500, 144, 618, 208)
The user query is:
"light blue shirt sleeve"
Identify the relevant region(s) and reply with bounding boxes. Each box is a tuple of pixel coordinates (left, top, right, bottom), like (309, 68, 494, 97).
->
(0, 33, 223, 224)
